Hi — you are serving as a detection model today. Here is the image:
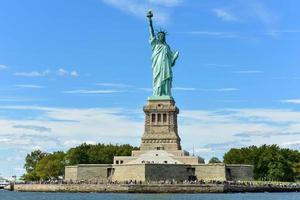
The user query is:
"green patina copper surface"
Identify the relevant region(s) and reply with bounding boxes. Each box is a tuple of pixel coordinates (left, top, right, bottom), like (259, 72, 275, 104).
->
(147, 10, 179, 99)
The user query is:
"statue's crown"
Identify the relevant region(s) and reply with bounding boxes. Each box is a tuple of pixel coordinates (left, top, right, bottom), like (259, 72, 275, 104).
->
(156, 29, 168, 35)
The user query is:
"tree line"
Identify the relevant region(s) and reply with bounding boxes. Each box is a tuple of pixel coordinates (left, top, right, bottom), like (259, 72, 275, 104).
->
(22, 143, 138, 181)
(22, 144, 300, 182)
(223, 145, 300, 182)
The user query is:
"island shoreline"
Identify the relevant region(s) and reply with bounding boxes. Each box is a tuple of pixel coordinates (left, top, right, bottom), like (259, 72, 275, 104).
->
(6, 183, 300, 193)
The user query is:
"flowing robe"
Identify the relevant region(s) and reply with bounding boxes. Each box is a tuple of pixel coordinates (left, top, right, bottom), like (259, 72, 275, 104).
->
(150, 36, 178, 97)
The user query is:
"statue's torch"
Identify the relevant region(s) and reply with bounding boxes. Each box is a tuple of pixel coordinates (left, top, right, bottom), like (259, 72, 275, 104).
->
(147, 9, 153, 18)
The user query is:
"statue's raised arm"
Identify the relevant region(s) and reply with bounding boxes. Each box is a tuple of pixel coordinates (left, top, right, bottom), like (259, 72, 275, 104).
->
(147, 10, 155, 38)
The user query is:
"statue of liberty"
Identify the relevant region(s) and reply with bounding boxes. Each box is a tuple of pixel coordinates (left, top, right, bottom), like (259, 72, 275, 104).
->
(147, 10, 179, 99)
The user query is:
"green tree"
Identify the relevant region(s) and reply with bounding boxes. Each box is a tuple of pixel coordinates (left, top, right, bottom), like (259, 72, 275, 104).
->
(223, 144, 300, 181)
(65, 143, 92, 165)
(209, 157, 222, 163)
(293, 162, 300, 181)
(65, 143, 138, 165)
(198, 156, 205, 164)
(267, 154, 294, 181)
(22, 143, 139, 181)
(35, 151, 66, 180)
(22, 150, 47, 181)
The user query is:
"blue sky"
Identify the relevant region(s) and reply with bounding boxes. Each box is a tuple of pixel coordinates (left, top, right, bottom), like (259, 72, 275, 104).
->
(1, 0, 300, 178)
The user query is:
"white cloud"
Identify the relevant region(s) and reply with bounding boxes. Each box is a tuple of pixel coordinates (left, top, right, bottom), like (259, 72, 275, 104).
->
(267, 30, 300, 37)
(173, 87, 196, 91)
(198, 88, 239, 92)
(180, 31, 239, 38)
(226, 108, 300, 123)
(14, 70, 50, 77)
(0, 97, 41, 102)
(57, 68, 68, 76)
(211, 2, 280, 39)
(147, 0, 182, 7)
(203, 63, 232, 68)
(13, 125, 51, 132)
(14, 69, 79, 77)
(139, 87, 152, 92)
(216, 100, 246, 103)
(0, 106, 142, 149)
(180, 108, 300, 160)
(178, 29, 300, 40)
(63, 140, 97, 148)
(0, 106, 143, 176)
(193, 148, 212, 154)
(233, 70, 263, 74)
(234, 131, 300, 138)
(0, 132, 60, 149)
(251, 2, 277, 27)
(13, 84, 44, 89)
(272, 76, 300, 80)
(96, 83, 133, 87)
(212, 8, 237, 22)
(57, 68, 79, 77)
(0, 105, 52, 111)
(1, 105, 300, 176)
(102, 0, 182, 25)
(63, 89, 122, 94)
(2, 106, 299, 151)
(56, 68, 79, 77)
(281, 140, 300, 149)
(70, 71, 79, 77)
(214, 2, 277, 27)
(281, 99, 300, 104)
(271, 30, 300, 33)
(0, 64, 7, 69)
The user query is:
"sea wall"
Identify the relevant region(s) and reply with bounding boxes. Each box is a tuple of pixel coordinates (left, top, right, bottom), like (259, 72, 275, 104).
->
(11, 184, 224, 193)
(64, 166, 77, 181)
(112, 164, 146, 182)
(226, 165, 254, 181)
(145, 164, 193, 182)
(223, 184, 300, 193)
(10, 183, 300, 193)
(65, 163, 254, 182)
(127, 184, 224, 193)
(193, 164, 226, 181)
(65, 164, 113, 182)
(77, 164, 111, 182)
(13, 184, 128, 193)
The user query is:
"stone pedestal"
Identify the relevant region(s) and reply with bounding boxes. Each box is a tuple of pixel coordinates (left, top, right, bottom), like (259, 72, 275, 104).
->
(140, 99, 182, 151)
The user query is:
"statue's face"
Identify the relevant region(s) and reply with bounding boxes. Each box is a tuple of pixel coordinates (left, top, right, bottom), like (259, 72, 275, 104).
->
(157, 33, 166, 43)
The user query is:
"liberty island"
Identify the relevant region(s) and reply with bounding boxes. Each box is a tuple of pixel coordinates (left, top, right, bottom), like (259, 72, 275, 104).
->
(5, 10, 300, 194)
(62, 10, 253, 184)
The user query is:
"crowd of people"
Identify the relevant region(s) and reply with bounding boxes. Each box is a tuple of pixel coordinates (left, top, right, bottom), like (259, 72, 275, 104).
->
(20, 179, 300, 188)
